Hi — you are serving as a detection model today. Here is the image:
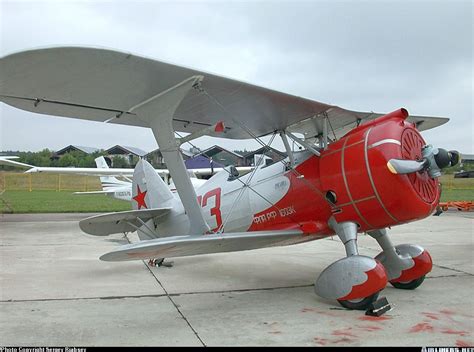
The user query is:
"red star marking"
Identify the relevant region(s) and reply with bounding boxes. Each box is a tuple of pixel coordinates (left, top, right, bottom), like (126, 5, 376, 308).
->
(133, 185, 148, 209)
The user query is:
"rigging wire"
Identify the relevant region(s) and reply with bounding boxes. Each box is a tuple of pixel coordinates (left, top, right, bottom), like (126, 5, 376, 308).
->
(217, 132, 278, 233)
(326, 115, 338, 141)
(198, 88, 338, 210)
(174, 129, 302, 231)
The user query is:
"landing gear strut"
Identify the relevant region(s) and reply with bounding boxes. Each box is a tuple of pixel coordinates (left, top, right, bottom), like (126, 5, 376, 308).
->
(315, 218, 387, 310)
(367, 229, 432, 290)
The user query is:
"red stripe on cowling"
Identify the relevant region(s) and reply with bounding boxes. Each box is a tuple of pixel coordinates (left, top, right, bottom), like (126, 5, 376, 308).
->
(390, 250, 432, 283)
(338, 261, 388, 301)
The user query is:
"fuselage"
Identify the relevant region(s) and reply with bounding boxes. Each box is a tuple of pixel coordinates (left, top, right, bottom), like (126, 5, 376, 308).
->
(150, 111, 440, 240)
(105, 177, 207, 201)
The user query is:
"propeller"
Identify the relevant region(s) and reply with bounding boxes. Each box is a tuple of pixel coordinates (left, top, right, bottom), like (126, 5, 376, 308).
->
(387, 146, 460, 178)
(387, 158, 430, 175)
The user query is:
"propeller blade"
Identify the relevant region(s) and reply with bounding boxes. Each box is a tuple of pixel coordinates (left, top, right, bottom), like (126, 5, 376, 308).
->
(387, 158, 429, 174)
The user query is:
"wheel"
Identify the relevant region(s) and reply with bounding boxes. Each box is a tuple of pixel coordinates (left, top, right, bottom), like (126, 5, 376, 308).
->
(337, 292, 380, 310)
(390, 275, 425, 290)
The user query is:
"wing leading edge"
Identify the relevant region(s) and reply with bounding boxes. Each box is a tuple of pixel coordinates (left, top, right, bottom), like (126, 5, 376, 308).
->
(99, 229, 319, 261)
(0, 46, 448, 141)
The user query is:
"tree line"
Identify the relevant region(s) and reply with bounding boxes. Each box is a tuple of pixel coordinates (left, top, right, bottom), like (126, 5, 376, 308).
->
(0, 149, 132, 170)
(1, 148, 472, 173)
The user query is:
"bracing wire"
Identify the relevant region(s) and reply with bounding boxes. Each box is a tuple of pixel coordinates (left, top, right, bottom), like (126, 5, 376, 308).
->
(199, 87, 338, 210)
(217, 132, 278, 233)
(174, 128, 302, 231)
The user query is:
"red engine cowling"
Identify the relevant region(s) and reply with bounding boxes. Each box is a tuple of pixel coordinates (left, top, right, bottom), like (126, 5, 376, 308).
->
(319, 108, 440, 231)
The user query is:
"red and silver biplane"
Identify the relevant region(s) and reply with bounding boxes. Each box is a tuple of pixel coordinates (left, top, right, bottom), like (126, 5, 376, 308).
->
(0, 47, 459, 310)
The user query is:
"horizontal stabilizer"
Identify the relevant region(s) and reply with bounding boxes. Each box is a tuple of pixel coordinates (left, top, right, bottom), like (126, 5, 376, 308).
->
(74, 190, 116, 195)
(99, 229, 313, 261)
(80, 208, 172, 236)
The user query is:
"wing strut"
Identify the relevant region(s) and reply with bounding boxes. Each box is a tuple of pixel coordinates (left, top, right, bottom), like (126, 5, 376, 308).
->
(130, 75, 211, 235)
(285, 131, 321, 157)
(279, 131, 295, 167)
(199, 86, 338, 211)
(322, 114, 328, 149)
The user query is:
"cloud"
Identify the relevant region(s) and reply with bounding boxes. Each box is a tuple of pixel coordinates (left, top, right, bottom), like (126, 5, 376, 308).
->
(0, 0, 472, 153)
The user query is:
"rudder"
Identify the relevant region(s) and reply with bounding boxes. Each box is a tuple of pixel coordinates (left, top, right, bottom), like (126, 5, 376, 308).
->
(132, 159, 174, 210)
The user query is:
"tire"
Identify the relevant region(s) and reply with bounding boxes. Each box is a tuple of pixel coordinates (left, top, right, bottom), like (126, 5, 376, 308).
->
(390, 275, 425, 290)
(337, 292, 380, 310)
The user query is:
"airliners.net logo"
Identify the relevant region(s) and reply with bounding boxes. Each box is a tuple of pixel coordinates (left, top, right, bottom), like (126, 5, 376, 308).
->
(422, 348, 473, 352)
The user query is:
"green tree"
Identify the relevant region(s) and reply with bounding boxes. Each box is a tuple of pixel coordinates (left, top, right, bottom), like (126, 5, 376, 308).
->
(111, 156, 128, 168)
(78, 155, 96, 167)
(16, 149, 53, 167)
(130, 155, 139, 167)
(443, 161, 474, 174)
(4, 148, 112, 169)
(58, 153, 77, 167)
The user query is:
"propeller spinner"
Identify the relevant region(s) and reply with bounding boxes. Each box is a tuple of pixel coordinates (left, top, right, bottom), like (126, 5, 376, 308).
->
(387, 145, 460, 178)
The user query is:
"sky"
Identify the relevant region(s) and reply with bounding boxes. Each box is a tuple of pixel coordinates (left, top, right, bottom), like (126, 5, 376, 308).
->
(0, 0, 472, 154)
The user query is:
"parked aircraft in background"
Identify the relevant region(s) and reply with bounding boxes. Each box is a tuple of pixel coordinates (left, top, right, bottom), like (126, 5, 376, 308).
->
(0, 155, 252, 201)
(77, 156, 212, 201)
(0, 47, 460, 310)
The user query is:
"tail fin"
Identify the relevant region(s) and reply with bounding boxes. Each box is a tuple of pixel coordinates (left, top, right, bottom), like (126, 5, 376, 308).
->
(95, 156, 129, 190)
(95, 156, 110, 169)
(132, 159, 174, 210)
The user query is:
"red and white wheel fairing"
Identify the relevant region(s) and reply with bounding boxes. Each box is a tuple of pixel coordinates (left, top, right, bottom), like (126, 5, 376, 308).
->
(375, 244, 433, 283)
(391, 249, 432, 284)
(315, 255, 388, 301)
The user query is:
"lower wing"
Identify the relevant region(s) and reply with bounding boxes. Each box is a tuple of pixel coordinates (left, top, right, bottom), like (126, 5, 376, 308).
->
(100, 230, 320, 261)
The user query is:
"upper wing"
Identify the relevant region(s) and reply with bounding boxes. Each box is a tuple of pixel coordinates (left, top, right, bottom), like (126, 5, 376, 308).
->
(190, 166, 253, 176)
(287, 107, 448, 141)
(0, 46, 449, 139)
(0, 156, 34, 169)
(25, 166, 135, 176)
(23, 166, 250, 177)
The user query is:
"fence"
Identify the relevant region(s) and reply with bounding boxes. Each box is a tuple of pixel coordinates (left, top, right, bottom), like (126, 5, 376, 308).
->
(0, 172, 102, 192)
(0, 172, 472, 193)
(439, 175, 474, 191)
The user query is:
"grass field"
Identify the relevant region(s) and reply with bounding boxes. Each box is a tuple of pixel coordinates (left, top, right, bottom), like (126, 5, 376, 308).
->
(0, 172, 102, 192)
(438, 175, 474, 202)
(0, 190, 130, 213)
(439, 174, 474, 190)
(0, 172, 472, 214)
(439, 189, 474, 202)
